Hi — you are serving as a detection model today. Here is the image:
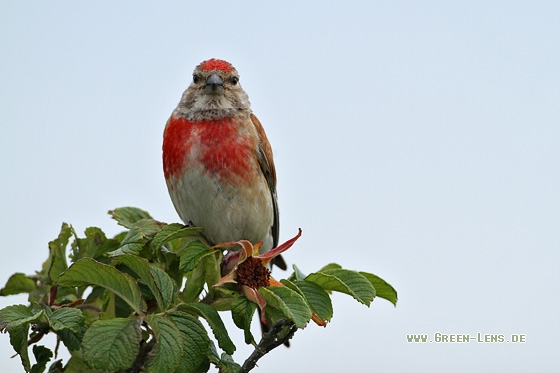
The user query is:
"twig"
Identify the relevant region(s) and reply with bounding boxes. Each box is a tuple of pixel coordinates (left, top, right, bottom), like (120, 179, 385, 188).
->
(238, 319, 297, 373)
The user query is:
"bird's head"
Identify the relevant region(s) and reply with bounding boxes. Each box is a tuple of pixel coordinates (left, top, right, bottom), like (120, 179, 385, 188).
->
(175, 59, 251, 121)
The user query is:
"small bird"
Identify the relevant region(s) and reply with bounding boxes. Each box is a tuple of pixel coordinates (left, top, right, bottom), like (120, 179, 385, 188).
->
(163, 58, 286, 270)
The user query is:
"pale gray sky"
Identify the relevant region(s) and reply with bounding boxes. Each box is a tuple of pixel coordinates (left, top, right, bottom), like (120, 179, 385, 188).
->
(1, 1, 559, 371)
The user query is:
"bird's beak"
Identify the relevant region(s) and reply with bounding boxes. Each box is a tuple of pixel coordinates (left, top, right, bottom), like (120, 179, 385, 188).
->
(204, 74, 224, 95)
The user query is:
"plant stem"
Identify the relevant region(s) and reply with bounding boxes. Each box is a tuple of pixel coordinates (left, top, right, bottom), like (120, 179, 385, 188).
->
(238, 319, 297, 373)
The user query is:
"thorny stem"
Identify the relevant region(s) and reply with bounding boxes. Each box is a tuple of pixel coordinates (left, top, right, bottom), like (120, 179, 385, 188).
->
(238, 319, 297, 373)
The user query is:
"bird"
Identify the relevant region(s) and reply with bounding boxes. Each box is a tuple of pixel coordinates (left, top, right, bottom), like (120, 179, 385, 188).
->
(163, 58, 286, 270)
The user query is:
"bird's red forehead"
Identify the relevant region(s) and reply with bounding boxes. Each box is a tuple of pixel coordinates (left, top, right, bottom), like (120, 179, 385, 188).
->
(198, 59, 234, 73)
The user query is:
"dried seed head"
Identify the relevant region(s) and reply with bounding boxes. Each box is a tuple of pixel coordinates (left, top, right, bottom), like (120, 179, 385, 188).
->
(236, 257, 271, 291)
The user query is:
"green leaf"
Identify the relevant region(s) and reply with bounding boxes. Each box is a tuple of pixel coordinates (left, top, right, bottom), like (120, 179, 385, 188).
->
(208, 341, 240, 372)
(202, 251, 222, 289)
(0, 304, 42, 330)
(317, 263, 342, 272)
(168, 311, 211, 373)
(209, 287, 237, 311)
(64, 350, 106, 373)
(44, 223, 72, 282)
(151, 223, 204, 251)
(259, 286, 312, 328)
(208, 340, 220, 363)
(359, 272, 398, 306)
(47, 359, 63, 373)
(146, 315, 184, 373)
(0, 273, 36, 296)
(30, 345, 53, 373)
(70, 227, 120, 261)
(114, 255, 177, 310)
(107, 219, 163, 257)
(178, 303, 235, 355)
(284, 279, 333, 322)
(231, 295, 257, 345)
(56, 258, 144, 314)
(150, 266, 178, 308)
(109, 207, 153, 229)
(57, 327, 84, 351)
(179, 241, 215, 273)
(82, 317, 142, 371)
(8, 323, 31, 371)
(214, 353, 241, 373)
(292, 264, 307, 281)
(48, 308, 84, 333)
(161, 251, 186, 289)
(306, 269, 375, 306)
(182, 259, 206, 303)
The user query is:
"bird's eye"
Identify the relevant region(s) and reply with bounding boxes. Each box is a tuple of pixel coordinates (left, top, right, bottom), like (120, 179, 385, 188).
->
(193, 74, 200, 84)
(230, 76, 239, 85)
